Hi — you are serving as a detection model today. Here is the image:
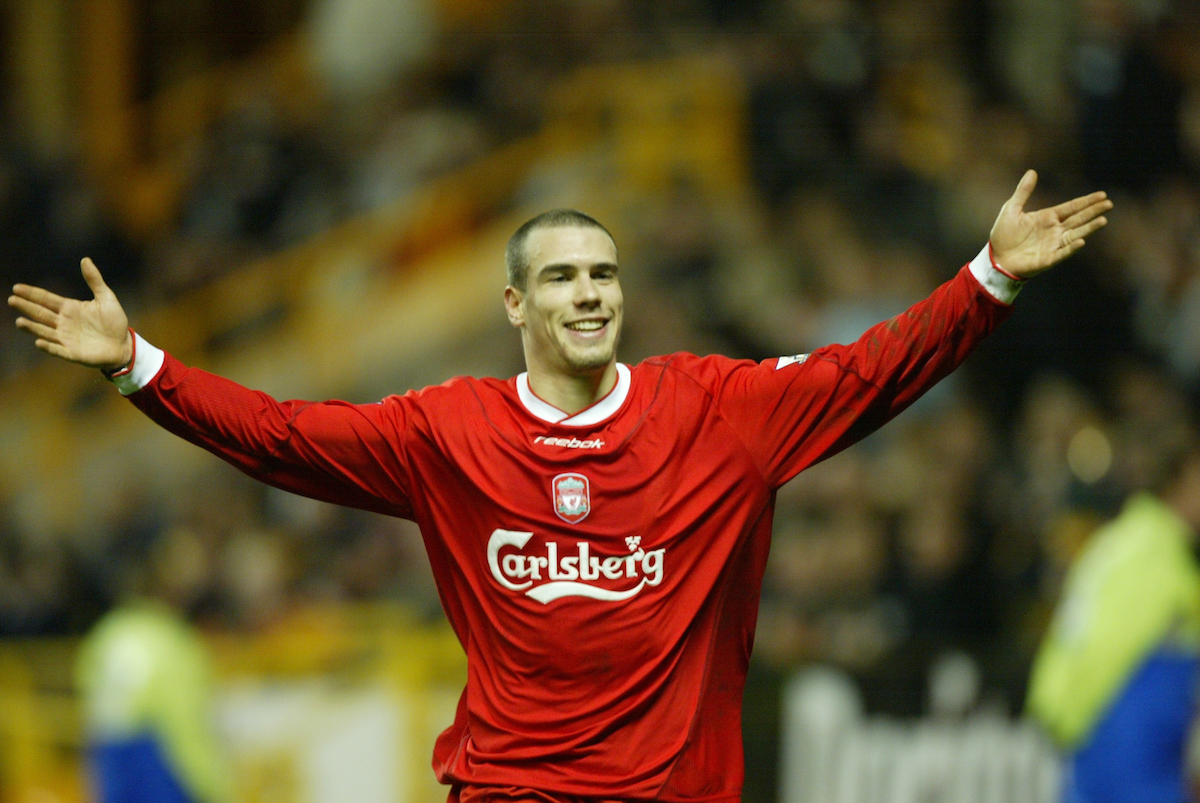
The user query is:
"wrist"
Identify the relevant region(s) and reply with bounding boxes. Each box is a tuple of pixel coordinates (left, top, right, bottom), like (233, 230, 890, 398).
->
(105, 332, 166, 396)
(987, 242, 1026, 282)
(969, 242, 1024, 304)
(101, 328, 136, 377)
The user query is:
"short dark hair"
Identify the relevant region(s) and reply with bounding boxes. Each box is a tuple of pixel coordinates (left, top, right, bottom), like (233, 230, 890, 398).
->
(505, 209, 614, 291)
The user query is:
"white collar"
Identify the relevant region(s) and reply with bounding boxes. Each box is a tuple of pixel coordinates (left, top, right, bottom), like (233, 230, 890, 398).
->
(516, 363, 631, 426)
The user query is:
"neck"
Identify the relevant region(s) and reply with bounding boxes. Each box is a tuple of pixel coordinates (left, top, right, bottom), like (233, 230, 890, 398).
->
(525, 361, 618, 416)
(1162, 460, 1200, 542)
(1164, 488, 1200, 543)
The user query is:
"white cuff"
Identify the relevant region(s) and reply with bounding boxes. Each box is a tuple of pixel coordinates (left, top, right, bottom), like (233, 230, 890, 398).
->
(968, 243, 1024, 305)
(107, 332, 165, 396)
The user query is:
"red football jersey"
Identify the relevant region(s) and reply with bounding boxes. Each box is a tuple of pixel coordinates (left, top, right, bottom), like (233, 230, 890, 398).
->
(114, 253, 1018, 801)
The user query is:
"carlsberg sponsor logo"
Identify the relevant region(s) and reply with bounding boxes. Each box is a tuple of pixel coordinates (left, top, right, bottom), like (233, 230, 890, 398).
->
(488, 529, 664, 604)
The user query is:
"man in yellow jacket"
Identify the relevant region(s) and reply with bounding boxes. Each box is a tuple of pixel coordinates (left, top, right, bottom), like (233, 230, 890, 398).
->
(76, 530, 230, 803)
(1029, 443, 1200, 803)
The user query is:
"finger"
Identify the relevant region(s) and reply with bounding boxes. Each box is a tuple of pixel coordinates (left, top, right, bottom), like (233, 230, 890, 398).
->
(11, 283, 65, 313)
(80, 258, 110, 298)
(34, 339, 70, 360)
(1061, 198, 1113, 230)
(1053, 238, 1087, 262)
(1008, 169, 1038, 214)
(1051, 192, 1110, 222)
(15, 317, 62, 344)
(7, 295, 59, 326)
(1069, 216, 1108, 241)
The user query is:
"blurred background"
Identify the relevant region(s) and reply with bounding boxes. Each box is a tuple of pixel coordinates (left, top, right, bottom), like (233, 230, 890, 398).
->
(0, 0, 1198, 801)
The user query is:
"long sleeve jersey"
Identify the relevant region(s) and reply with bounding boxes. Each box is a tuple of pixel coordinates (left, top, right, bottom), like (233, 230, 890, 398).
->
(109, 245, 1020, 802)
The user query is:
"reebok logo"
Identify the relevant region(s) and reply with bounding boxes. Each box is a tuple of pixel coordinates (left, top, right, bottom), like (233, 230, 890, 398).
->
(534, 435, 605, 449)
(488, 529, 665, 604)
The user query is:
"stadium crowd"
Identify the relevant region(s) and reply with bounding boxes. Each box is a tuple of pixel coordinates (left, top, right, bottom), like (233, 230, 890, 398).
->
(2, 0, 1199, 750)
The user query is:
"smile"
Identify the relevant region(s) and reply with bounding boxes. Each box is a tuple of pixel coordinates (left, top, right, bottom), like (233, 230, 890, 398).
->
(565, 320, 608, 333)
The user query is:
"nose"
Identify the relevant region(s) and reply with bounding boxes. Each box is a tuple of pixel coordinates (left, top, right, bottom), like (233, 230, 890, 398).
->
(574, 273, 600, 306)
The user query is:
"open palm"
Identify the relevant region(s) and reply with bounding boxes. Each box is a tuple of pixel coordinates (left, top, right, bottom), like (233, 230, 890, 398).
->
(990, 170, 1112, 279)
(8, 258, 132, 370)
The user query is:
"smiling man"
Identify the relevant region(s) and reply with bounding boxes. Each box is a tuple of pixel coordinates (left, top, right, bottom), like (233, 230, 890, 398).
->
(10, 172, 1109, 802)
(503, 210, 625, 414)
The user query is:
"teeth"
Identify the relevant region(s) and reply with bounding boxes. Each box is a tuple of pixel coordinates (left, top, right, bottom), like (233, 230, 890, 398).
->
(567, 321, 605, 331)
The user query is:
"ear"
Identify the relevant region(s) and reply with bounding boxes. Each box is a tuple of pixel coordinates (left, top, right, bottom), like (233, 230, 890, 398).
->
(504, 285, 525, 328)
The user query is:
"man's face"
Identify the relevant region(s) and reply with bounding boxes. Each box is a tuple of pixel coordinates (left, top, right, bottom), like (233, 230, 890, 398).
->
(505, 225, 623, 376)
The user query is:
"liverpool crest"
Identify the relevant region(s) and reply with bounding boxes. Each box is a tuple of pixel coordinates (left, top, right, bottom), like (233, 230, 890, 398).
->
(552, 473, 591, 524)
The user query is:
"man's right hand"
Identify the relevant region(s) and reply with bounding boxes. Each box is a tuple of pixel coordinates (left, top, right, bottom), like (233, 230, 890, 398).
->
(8, 258, 133, 372)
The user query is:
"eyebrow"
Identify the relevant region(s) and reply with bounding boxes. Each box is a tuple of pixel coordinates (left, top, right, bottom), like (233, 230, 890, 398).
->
(536, 262, 619, 277)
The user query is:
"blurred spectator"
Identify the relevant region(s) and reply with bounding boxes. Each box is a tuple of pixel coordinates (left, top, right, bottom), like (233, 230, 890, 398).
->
(156, 100, 341, 296)
(1111, 183, 1200, 390)
(76, 527, 231, 803)
(309, 0, 434, 101)
(1073, 0, 1183, 194)
(347, 106, 487, 213)
(1028, 437, 1200, 803)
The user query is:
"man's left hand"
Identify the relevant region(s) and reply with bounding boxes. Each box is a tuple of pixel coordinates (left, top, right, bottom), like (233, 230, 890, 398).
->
(990, 170, 1112, 279)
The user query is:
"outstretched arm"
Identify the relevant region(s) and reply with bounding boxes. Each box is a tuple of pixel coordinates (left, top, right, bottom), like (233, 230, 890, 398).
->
(8, 261, 414, 518)
(717, 171, 1112, 488)
(817, 172, 1113, 444)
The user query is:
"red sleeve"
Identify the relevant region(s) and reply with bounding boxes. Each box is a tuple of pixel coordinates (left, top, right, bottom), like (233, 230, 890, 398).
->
(713, 265, 1014, 487)
(128, 353, 415, 518)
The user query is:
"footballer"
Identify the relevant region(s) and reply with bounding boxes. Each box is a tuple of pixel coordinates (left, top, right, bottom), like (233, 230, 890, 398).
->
(10, 170, 1109, 802)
